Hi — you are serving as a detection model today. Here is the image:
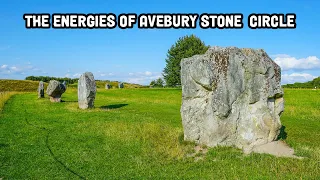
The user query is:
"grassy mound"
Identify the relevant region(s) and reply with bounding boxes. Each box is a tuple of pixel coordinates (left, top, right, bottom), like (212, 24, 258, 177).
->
(0, 79, 47, 92)
(0, 89, 319, 179)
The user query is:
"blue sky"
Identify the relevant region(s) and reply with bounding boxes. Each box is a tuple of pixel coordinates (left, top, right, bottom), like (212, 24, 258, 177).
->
(0, 0, 319, 85)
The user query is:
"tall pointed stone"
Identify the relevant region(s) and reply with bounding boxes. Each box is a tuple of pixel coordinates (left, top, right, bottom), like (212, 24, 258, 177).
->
(38, 81, 44, 98)
(78, 72, 96, 109)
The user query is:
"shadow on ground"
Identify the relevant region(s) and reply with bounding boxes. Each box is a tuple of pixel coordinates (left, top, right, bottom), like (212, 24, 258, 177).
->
(61, 100, 78, 103)
(0, 143, 9, 148)
(100, 104, 128, 110)
(277, 125, 287, 140)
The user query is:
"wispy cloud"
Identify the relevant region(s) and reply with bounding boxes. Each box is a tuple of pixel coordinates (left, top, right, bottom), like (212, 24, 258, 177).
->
(281, 73, 317, 84)
(1, 65, 8, 69)
(0, 62, 46, 76)
(273, 54, 320, 71)
(125, 71, 162, 85)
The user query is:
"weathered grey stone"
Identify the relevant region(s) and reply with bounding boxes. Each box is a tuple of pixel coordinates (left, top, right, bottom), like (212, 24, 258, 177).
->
(105, 83, 111, 89)
(62, 81, 67, 89)
(180, 46, 284, 153)
(118, 82, 124, 89)
(78, 72, 96, 109)
(46, 80, 66, 102)
(38, 81, 44, 98)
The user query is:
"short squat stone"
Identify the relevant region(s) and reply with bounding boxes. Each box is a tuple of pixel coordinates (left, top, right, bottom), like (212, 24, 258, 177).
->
(46, 80, 66, 102)
(105, 83, 111, 89)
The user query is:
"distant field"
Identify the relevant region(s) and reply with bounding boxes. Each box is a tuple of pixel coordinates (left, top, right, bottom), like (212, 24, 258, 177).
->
(0, 89, 319, 179)
(0, 80, 47, 92)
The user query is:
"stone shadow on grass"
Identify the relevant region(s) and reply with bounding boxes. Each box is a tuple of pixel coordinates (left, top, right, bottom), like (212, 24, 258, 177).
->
(277, 125, 287, 140)
(61, 100, 78, 103)
(100, 104, 128, 110)
(0, 143, 9, 148)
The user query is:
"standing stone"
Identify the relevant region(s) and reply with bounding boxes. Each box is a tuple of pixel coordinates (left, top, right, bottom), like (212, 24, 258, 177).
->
(118, 82, 124, 89)
(46, 80, 66, 102)
(62, 81, 67, 89)
(38, 81, 44, 98)
(180, 46, 284, 153)
(78, 72, 96, 109)
(105, 83, 111, 89)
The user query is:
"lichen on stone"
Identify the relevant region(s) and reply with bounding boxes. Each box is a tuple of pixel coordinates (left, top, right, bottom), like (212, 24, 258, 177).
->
(180, 46, 284, 152)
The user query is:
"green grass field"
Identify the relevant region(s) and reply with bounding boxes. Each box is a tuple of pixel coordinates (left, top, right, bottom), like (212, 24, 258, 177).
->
(0, 88, 319, 179)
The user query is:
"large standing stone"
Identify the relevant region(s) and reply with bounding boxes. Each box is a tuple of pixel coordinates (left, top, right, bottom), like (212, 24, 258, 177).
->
(46, 80, 66, 102)
(38, 81, 44, 98)
(105, 83, 111, 89)
(118, 82, 124, 89)
(180, 46, 284, 152)
(62, 81, 67, 89)
(78, 72, 96, 109)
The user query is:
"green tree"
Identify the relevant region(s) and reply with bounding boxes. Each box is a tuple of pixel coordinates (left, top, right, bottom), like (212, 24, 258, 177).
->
(150, 78, 164, 87)
(150, 80, 156, 87)
(163, 34, 209, 87)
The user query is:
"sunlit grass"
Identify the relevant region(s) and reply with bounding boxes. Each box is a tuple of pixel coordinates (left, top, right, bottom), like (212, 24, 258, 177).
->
(0, 92, 18, 111)
(0, 88, 319, 179)
(0, 80, 46, 92)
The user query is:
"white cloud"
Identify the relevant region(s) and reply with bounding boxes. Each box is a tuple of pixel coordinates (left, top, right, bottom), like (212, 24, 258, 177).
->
(145, 71, 152, 76)
(274, 55, 320, 71)
(0, 63, 47, 76)
(72, 73, 81, 78)
(125, 71, 162, 85)
(282, 73, 317, 84)
(93, 72, 115, 78)
(1, 64, 8, 69)
(10, 66, 18, 71)
(270, 54, 291, 58)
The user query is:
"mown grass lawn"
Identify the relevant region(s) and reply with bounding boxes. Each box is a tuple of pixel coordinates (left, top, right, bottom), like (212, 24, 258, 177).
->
(0, 88, 319, 179)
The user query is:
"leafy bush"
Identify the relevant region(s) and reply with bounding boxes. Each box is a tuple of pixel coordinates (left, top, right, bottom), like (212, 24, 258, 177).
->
(163, 34, 209, 87)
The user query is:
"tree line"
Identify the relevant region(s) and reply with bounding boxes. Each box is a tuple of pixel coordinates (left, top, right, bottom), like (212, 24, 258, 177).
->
(282, 77, 320, 89)
(25, 76, 78, 84)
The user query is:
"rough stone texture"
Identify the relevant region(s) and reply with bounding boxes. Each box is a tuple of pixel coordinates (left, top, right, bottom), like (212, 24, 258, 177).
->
(38, 81, 44, 98)
(78, 72, 96, 109)
(46, 80, 66, 102)
(105, 83, 111, 89)
(62, 81, 67, 89)
(180, 46, 284, 152)
(118, 82, 124, 89)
